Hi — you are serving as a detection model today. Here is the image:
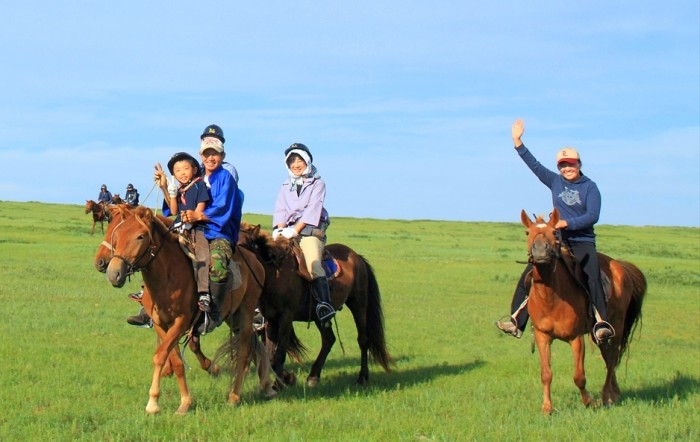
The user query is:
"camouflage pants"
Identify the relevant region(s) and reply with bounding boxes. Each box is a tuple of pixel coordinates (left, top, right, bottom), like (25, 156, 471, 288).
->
(209, 238, 232, 283)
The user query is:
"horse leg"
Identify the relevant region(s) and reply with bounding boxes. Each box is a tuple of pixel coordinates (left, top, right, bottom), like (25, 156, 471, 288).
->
(146, 323, 192, 415)
(599, 339, 622, 405)
(269, 315, 293, 388)
(227, 328, 250, 406)
(348, 303, 370, 385)
(228, 307, 276, 405)
(307, 322, 336, 388)
(187, 334, 221, 376)
(250, 328, 277, 400)
(570, 336, 593, 407)
(534, 331, 554, 415)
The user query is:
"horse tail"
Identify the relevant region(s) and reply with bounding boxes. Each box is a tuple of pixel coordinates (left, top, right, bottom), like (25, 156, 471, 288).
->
(361, 255, 393, 372)
(285, 326, 309, 364)
(616, 260, 648, 365)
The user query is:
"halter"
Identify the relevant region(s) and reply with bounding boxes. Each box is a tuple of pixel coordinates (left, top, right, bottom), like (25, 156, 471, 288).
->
(526, 226, 562, 273)
(101, 216, 164, 277)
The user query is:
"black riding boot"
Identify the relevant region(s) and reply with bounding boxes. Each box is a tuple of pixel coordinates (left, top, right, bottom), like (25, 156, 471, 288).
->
(209, 281, 227, 327)
(312, 277, 335, 324)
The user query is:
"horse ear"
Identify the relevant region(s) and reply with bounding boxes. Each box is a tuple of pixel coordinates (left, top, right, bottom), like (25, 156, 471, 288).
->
(550, 208, 560, 226)
(521, 209, 532, 228)
(253, 224, 261, 236)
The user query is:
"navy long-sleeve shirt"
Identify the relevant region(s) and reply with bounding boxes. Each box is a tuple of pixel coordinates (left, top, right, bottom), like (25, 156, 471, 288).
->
(517, 144, 601, 243)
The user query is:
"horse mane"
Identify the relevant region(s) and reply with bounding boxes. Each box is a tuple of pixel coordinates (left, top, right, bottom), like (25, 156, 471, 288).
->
(130, 206, 177, 242)
(240, 222, 290, 263)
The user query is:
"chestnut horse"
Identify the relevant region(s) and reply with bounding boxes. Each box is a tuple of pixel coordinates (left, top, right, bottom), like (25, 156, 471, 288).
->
(238, 223, 392, 388)
(94, 205, 275, 415)
(85, 200, 109, 236)
(521, 208, 647, 414)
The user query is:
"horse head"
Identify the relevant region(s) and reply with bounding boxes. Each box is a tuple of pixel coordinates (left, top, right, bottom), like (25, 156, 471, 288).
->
(94, 204, 132, 272)
(239, 222, 290, 264)
(85, 200, 95, 214)
(101, 206, 166, 287)
(521, 208, 560, 264)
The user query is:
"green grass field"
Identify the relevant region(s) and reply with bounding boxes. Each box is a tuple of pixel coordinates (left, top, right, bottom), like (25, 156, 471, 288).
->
(0, 201, 698, 441)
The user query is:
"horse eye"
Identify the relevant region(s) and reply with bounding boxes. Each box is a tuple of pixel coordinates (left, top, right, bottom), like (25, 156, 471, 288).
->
(137, 234, 145, 240)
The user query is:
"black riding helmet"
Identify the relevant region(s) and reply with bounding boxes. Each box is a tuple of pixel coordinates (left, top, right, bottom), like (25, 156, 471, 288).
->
(200, 124, 225, 143)
(284, 143, 313, 163)
(167, 152, 199, 175)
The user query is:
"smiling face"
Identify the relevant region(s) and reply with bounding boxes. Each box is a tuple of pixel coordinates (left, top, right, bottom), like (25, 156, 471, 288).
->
(172, 160, 197, 185)
(286, 154, 308, 177)
(200, 148, 224, 175)
(557, 160, 582, 182)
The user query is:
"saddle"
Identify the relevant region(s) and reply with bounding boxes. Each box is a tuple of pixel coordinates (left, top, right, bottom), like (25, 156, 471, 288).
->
(290, 241, 341, 282)
(177, 228, 242, 291)
(557, 243, 612, 303)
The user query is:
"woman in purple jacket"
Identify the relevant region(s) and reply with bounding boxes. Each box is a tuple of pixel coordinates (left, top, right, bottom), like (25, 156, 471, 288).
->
(495, 119, 614, 344)
(272, 143, 334, 325)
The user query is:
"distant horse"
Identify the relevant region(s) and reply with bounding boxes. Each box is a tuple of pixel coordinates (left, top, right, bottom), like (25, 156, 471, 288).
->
(520, 208, 647, 414)
(85, 200, 109, 236)
(111, 194, 124, 204)
(238, 223, 392, 388)
(95, 205, 275, 415)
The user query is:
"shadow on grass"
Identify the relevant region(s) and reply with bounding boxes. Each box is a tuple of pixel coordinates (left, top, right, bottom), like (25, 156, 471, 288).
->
(622, 371, 700, 404)
(265, 354, 486, 402)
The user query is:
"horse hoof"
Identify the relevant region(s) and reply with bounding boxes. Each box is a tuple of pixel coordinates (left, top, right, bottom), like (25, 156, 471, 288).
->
(208, 364, 221, 377)
(174, 405, 191, 416)
(306, 376, 320, 388)
(283, 371, 297, 386)
(264, 389, 278, 400)
(228, 393, 241, 406)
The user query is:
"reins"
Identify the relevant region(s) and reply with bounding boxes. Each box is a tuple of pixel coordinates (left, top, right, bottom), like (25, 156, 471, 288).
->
(101, 214, 166, 278)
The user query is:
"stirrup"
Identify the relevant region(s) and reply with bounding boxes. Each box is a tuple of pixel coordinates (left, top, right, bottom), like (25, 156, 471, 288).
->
(197, 313, 216, 335)
(593, 321, 615, 343)
(316, 302, 335, 322)
(198, 294, 211, 313)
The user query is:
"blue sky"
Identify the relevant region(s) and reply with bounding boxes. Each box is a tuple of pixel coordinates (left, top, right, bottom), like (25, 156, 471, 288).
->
(1, 1, 698, 227)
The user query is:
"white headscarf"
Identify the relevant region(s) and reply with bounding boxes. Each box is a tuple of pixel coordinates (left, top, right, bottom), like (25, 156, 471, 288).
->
(285, 148, 319, 190)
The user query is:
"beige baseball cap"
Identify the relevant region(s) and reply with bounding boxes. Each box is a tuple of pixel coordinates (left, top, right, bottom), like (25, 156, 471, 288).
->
(199, 137, 224, 154)
(556, 147, 580, 165)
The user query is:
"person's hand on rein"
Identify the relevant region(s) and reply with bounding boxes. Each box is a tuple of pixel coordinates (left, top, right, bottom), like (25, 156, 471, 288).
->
(181, 209, 209, 224)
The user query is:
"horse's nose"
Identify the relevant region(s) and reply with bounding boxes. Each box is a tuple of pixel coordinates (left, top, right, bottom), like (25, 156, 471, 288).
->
(531, 239, 551, 260)
(94, 257, 107, 273)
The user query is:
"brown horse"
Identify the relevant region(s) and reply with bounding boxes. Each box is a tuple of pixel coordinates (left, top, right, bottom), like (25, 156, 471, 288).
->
(111, 194, 124, 204)
(85, 200, 109, 236)
(94, 205, 275, 415)
(521, 208, 647, 414)
(238, 223, 392, 388)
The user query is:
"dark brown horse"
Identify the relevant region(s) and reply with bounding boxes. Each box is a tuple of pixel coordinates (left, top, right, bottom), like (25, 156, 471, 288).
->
(238, 223, 392, 388)
(85, 200, 109, 236)
(94, 205, 275, 414)
(111, 194, 124, 204)
(521, 208, 647, 414)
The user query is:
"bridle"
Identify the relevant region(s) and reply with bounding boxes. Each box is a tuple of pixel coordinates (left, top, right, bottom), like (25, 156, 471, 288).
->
(527, 225, 562, 273)
(100, 216, 164, 277)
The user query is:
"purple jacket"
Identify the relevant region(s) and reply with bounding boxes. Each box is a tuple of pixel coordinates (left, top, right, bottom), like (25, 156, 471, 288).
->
(273, 176, 329, 228)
